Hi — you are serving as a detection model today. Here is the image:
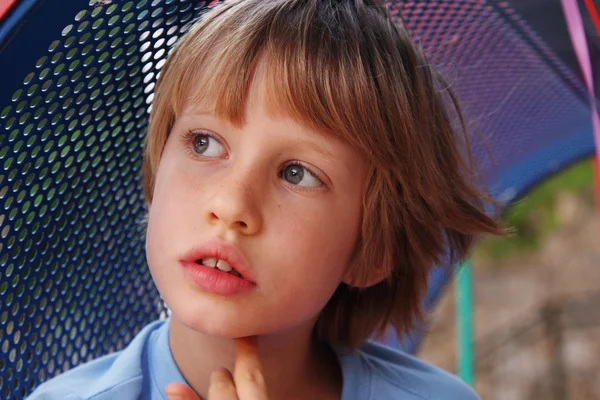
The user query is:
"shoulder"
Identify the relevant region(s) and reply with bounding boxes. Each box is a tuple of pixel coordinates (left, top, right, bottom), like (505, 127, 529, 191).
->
(27, 320, 166, 400)
(342, 341, 479, 400)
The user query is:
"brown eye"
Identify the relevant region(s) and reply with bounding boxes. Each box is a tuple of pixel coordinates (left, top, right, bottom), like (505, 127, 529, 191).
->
(193, 135, 209, 154)
(192, 134, 225, 157)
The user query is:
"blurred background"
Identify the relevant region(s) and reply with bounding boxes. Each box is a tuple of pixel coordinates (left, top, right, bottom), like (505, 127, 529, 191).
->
(420, 159, 600, 400)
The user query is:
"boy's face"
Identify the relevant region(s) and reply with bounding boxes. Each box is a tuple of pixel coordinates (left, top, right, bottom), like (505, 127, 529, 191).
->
(146, 76, 366, 338)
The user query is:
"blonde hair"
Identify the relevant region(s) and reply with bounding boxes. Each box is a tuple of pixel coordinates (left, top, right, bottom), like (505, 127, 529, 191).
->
(143, 0, 502, 349)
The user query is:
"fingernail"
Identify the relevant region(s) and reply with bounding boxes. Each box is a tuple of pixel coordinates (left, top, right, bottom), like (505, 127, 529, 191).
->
(165, 390, 183, 400)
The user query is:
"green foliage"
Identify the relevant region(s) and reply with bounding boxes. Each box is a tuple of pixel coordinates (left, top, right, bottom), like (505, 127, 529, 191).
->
(476, 159, 595, 261)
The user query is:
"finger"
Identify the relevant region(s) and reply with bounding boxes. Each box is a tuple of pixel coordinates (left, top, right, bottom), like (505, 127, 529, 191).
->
(233, 337, 268, 399)
(165, 382, 202, 400)
(208, 368, 239, 400)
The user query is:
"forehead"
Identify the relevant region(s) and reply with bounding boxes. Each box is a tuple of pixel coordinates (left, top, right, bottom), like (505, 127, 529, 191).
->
(179, 63, 331, 138)
(179, 76, 336, 152)
(163, 16, 378, 160)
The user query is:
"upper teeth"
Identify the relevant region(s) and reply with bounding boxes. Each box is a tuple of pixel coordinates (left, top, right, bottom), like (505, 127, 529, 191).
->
(216, 259, 233, 272)
(201, 258, 233, 272)
(202, 258, 217, 268)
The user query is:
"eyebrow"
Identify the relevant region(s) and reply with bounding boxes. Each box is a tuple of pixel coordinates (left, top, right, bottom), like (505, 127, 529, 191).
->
(306, 141, 337, 162)
(182, 109, 340, 161)
(290, 132, 340, 165)
(181, 108, 215, 119)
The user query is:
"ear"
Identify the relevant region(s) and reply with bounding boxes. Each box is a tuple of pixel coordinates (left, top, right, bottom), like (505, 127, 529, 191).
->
(341, 259, 389, 288)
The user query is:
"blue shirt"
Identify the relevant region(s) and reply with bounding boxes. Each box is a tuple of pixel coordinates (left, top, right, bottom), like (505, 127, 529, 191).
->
(27, 319, 479, 400)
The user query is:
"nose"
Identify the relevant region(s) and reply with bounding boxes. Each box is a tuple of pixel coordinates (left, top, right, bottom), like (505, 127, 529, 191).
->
(203, 166, 263, 236)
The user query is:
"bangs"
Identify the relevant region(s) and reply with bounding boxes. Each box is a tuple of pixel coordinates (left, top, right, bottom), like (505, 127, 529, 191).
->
(165, 0, 396, 154)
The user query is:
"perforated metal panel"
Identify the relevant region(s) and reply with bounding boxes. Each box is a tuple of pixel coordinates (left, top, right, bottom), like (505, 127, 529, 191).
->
(0, 0, 596, 398)
(392, 1, 594, 202)
(0, 1, 214, 398)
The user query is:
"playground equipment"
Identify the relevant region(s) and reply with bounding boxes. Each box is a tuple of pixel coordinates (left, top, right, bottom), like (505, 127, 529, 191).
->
(1, 1, 598, 398)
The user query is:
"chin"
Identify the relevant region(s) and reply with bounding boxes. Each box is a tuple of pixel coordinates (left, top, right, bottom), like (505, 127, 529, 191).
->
(190, 319, 258, 338)
(168, 297, 266, 338)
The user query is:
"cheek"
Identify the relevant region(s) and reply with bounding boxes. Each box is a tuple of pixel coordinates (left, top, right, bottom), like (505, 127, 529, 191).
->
(146, 159, 202, 260)
(147, 170, 179, 245)
(269, 200, 361, 294)
(259, 208, 359, 328)
(297, 197, 361, 259)
(148, 158, 205, 225)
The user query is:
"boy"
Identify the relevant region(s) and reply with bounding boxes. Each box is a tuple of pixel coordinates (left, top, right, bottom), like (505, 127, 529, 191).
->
(28, 0, 501, 399)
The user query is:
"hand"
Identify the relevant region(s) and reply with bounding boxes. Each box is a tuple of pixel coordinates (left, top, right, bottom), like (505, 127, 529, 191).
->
(165, 337, 269, 400)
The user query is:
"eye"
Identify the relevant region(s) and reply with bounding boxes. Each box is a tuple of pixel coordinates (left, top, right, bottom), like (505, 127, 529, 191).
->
(281, 163, 323, 188)
(193, 133, 226, 157)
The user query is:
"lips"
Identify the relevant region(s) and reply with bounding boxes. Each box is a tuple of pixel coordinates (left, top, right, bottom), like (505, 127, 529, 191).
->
(181, 240, 255, 283)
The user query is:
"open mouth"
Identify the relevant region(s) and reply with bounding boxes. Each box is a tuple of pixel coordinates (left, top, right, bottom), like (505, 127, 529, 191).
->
(196, 258, 244, 279)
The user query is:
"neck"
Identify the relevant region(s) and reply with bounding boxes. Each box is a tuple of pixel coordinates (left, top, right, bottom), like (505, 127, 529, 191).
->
(168, 316, 343, 399)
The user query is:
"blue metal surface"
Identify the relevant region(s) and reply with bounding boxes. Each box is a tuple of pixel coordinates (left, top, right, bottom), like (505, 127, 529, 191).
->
(0, 1, 207, 397)
(0, 0, 83, 99)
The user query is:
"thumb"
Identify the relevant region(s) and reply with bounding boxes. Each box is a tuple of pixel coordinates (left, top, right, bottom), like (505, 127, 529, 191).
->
(165, 382, 202, 400)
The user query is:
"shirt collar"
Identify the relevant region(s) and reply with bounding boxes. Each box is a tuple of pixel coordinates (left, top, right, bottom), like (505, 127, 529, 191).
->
(148, 318, 188, 399)
(146, 318, 369, 400)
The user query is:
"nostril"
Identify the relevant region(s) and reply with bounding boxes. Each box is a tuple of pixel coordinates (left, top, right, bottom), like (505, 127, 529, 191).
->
(206, 210, 252, 231)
